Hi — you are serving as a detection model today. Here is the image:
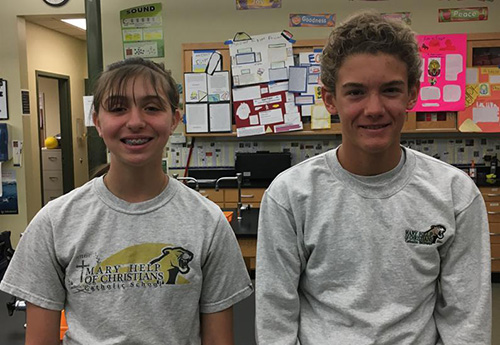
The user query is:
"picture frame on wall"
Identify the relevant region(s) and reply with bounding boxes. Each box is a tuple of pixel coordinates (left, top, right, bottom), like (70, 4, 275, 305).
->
(0, 79, 9, 120)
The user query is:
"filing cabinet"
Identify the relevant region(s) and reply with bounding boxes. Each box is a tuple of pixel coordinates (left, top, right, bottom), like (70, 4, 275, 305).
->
(41, 148, 63, 205)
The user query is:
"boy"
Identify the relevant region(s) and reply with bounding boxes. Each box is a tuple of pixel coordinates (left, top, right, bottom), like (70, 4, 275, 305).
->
(256, 11, 491, 345)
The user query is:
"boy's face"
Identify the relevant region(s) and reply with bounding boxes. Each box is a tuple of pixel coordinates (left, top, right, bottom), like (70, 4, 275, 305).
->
(323, 53, 418, 159)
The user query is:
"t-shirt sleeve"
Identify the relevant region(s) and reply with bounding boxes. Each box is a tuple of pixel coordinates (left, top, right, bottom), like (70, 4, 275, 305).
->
(0, 209, 66, 311)
(199, 212, 253, 313)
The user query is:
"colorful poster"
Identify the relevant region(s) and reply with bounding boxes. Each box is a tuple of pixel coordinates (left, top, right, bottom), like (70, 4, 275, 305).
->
(414, 34, 467, 112)
(0, 170, 18, 215)
(289, 14, 336, 27)
(458, 67, 500, 133)
(438, 7, 488, 22)
(120, 3, 164, 59)
(236, 0, 281, 10)
(381, 12, 412, 25)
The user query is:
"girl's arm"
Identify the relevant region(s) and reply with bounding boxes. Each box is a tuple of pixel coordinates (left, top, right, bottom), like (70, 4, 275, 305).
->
(26, 302, 61, 345)
(200, 307, 234, 345)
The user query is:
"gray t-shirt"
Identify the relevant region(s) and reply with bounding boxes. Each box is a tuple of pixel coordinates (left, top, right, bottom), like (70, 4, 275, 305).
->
(1, 177, 253, 344)
(256, 147, 491, 345)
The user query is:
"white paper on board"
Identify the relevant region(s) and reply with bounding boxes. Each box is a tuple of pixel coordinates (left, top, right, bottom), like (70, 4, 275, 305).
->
(473, 102, 500, 123)
(232, 85, 261, 101)
(466, 68, 479, 84)
(420, 87, 441, 101)
(259, 108, 283, 125)
(443, 85, 461, 102)
(445, 54, 463, 81)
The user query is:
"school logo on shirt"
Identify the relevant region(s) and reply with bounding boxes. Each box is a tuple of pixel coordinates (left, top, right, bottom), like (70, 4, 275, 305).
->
(404, 224, 446, 245)
(69, 243, 194, 294)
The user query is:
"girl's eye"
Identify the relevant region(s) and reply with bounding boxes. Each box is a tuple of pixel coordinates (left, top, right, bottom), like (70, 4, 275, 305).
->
(109, 105, 127, 113)
(144, 103, 165, 112)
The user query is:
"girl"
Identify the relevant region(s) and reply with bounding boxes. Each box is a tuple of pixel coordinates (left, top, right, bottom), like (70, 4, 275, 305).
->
(1, 57, 252, 345)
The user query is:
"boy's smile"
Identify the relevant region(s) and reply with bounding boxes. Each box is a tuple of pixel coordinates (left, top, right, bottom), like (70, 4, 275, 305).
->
(323, 53, 418, 175)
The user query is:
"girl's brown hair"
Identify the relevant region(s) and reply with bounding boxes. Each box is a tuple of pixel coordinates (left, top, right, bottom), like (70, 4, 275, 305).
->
(92, 57, 179, 114)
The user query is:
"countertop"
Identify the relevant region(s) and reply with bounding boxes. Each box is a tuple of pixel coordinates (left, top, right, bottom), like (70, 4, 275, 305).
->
(224, 208, 259, 237)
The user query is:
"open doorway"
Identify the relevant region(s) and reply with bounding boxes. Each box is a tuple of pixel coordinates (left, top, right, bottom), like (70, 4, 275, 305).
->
(36, 71, 75, 205)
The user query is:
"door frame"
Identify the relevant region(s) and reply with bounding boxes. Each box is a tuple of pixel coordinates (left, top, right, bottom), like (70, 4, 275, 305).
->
(35, 71, 75, 202)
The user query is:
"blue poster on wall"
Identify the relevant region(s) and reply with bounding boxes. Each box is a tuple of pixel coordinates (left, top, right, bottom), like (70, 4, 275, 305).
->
(0, 169, 18, 215)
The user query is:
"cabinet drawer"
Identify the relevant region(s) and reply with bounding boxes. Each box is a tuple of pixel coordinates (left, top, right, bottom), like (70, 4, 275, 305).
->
(42, 149, 62, 171)
(43, 171, 63, 190)
(492, 244, 500, 272)
(491, 222, 500, 244)
(486, 202, 500, 223)
(480, 187, 500, 202)
(225, 188, 265, 203)
(199, 189, 224, 202)
(43, 190, 63, 205)
(226, 202, 260, 209)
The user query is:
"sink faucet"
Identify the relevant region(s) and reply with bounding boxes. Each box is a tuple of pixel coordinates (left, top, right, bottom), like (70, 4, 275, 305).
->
(172, 174, 200, 191)
(215, 173, 243, 220)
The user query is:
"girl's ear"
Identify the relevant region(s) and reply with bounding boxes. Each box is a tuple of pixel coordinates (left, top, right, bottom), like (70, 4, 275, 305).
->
(322, 87, 338, 115)
(92, 111, 102, 137)
(170, 109, 181, 133)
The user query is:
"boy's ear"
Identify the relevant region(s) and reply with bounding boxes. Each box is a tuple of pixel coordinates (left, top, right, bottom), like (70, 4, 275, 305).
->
(406, 82, 420, 110)
(322, 87, 337, 115)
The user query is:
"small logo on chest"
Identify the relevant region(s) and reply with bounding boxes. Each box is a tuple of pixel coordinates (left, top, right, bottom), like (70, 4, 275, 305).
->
(404, 224, 446, 245)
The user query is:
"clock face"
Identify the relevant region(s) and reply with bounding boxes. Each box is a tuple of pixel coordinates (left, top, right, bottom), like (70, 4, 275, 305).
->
(43, 0, 70, 6)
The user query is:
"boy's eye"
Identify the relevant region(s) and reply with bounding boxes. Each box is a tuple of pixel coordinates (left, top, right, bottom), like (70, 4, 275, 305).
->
(384, 87, 403, 95)
(144, 104, 163, 112)
(345, 89, 364, 97)
(108, 105, 127, 113)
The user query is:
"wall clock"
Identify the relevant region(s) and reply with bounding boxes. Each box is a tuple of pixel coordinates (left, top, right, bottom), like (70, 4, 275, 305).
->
(43, 0, 70, 7)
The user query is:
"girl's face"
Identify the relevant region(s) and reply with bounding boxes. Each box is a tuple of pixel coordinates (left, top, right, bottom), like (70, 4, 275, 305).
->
(93, 75, 180, 171)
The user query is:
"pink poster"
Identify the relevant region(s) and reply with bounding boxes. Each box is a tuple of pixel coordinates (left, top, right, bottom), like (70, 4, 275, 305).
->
(414, 34, 467, 112)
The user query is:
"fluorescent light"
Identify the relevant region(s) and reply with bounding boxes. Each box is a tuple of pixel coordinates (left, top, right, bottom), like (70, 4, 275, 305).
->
(61, 18, 86, 31)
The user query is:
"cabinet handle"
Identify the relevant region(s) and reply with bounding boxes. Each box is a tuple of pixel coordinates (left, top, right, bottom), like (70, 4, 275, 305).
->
(49, 177, 59, 181)
(487, 194, 500, 197)
(488, 211, 500, 215)
(490, 233, 500, 236)
(492, 258, 500, 261)
(48, 157, 58, 161)
(241, 194, 254, 198)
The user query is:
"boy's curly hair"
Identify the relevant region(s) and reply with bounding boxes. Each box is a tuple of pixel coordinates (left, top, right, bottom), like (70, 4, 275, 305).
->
(321, 10, 422, 94)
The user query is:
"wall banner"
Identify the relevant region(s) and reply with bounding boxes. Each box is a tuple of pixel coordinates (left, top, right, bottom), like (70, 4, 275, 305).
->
(120, 3, 164, 59)
(236, 0, 281, 10)
(438, 7, 488, 22)
(381, 12, 411, 26)
(289, 14, 336, 28)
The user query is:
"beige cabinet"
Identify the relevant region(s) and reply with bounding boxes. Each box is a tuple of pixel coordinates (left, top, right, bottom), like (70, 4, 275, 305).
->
(41, 148, 63, 205)
(480, 187, 500, 272)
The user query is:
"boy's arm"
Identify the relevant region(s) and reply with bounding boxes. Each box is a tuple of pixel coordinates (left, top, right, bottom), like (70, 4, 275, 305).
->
(435, 194, 491, 344)
(25, 302, 61, 345)
(201, 307, 233, 345)
(255, 192, 302, 344)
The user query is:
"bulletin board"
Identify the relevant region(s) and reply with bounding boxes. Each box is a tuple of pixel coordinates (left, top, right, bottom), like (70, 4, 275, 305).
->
(458, 67, 500, 132)
(414, 33, 467, 112)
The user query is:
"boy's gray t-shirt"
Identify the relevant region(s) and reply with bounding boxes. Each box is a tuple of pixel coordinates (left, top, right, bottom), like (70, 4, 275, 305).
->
(1, 177, 253, 344)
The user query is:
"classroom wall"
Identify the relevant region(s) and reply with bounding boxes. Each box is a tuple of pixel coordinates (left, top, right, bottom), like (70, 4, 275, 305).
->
(100, 0, 500, 88)
(0, 0, 85, 245)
